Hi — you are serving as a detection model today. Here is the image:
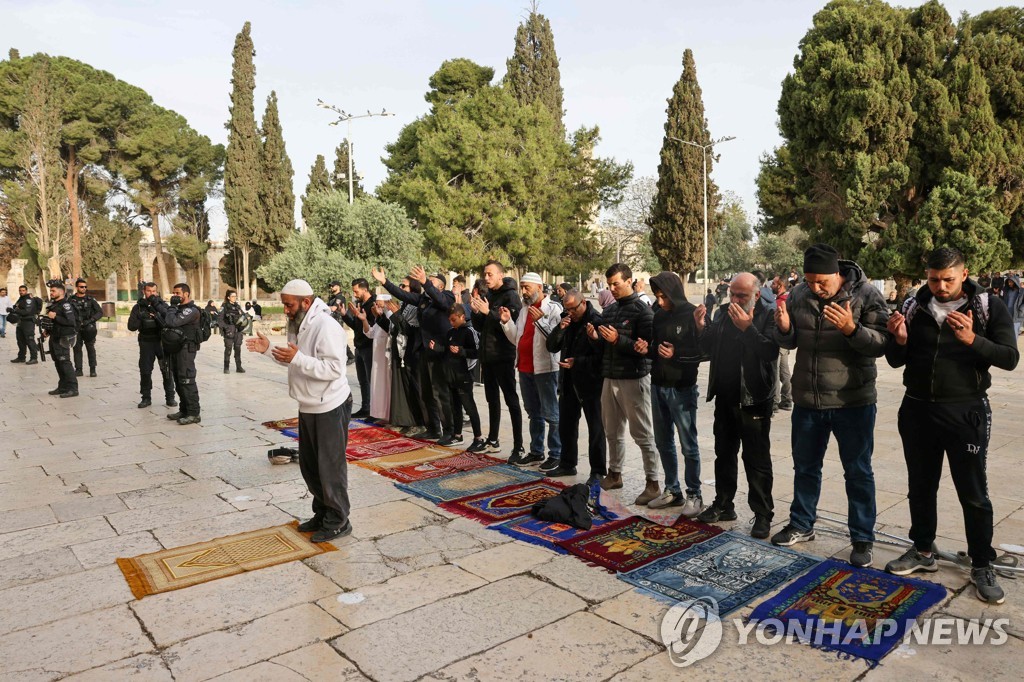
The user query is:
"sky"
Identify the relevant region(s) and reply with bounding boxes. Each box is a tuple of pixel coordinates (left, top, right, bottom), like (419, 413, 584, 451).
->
(0, 0, 1010, 240)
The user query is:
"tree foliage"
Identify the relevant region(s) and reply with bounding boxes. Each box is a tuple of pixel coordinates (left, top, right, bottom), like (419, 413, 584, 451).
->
(705, 193, 753, 279)
(505, 8, 564, 130)
(259, 90, 295, 250)
(301, 154, 330, 225)
(331, 140, 365, 199)
(599, 176, 659, 272)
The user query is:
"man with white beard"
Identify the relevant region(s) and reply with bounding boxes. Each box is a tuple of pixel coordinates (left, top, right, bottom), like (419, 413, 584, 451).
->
(247, 279, 354, 542)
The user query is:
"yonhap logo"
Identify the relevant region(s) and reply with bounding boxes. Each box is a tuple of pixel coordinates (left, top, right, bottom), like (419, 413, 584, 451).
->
(660, 597, 723, 667)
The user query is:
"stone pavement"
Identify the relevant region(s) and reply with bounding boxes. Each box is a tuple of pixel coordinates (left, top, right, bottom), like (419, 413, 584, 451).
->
(1, 333, 1023, 680)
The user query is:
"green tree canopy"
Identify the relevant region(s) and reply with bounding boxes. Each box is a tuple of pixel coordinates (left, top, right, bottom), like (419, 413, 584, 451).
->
(705, 193, 753, 279)
(331, 140, 365, 199)
(259, 90, 295, 250)
(505, 8, 564, 130)
(301, 153, 330, 225)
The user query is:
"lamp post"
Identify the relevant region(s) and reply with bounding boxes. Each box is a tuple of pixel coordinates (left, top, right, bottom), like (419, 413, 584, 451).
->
(317, 99, 395, 204)
(666, 135, 735, 288)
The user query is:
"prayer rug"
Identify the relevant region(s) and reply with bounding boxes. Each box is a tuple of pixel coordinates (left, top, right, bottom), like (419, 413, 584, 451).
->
(262, 417, 298, 432)
(438, 480, 568, 524)
(556, 515, 724, 572)
(116, 521, 337, 599)
(354, 446, 461, 470)
(347, 426, 403, 446)
(346, 437, 426, 459)
(280, 428, 299, 440)
(619, 532, 821, 615)
(371, 451, 504, 484)
(395, 464, 544, 503)
(748, 559, 947, 664)
(491, 513, 619, 551)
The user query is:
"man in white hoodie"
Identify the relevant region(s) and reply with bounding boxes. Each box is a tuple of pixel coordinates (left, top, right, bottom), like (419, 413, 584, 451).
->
(247, 279, 354, 542)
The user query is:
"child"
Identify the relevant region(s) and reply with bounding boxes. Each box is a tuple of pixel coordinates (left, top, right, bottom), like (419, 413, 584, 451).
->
(430, 304, 485, 451)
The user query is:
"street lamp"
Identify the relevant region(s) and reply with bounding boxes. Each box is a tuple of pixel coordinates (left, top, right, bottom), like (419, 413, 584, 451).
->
(667, 134, 735, 288)
(317, 99, 395, 204)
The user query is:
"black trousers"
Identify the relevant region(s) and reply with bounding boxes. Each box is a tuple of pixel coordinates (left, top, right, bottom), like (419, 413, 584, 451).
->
(898, 396, 996, 567)
(712, 399, 774, 517)
(49, 335, 78, 392)
(298, 397, 352, 530)
(139, 340, 174, 401)
(482, 361, 523, 449)
(223, 332, 243, 369)
(354, 344, 373, 411)
(424, 356, 457, 436)
(73, 324, 97, 371)
(16, 322, 38, 360)
(558, 377, 607, 475)
(170, 345, 200, 416)
(440, 365, 477, 437)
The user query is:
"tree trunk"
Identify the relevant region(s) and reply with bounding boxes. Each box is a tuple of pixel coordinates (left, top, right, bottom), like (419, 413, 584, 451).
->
(150, 211, 171, 296)
(65, 147, 81, 278)
(680, 269, 693, 301)
(241, 244, 251, 300)
(894, 273, 912, 301)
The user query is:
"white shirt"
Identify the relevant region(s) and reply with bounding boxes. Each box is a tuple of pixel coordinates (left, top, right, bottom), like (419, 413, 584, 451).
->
(928, 296, 964, 326)
(0, 296, 11, 315)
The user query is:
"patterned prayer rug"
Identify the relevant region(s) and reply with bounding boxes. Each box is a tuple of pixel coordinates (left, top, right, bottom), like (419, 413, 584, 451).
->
(438, 480, 567, 524)
(262, 417, 298, 431)
(371, 451, 504, 484)
(556, 515, 724, 572)
(116, 521, 337, 599)
(747, 559, 947, 664)
(491, 513, 619, 551)
(280, 428, 299, 440)
(619, 532, 821, 615)
(347, 426, 404, 445)
(354, 446, 461, 470)
(346, 437, 427, 459)
(395, 464, 544, 503)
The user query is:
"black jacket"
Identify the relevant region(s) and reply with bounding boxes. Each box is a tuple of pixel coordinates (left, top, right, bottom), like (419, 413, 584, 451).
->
(343, 295, 377, 349)
(156, 300, 201, 347)
(701, 298, 779, 406)
(48, 297, 79, 340)
(218, 301, 245, 337)
(886, 278, 1019, 402)
(69, 294, 102, 328)
(546, 302, 604, 394)
(593, 292, 654, 380)
(472, 277, 522, 365)
(385, 279, 454, 352)
(11, 293, 39, 326)
(774, 260, 890, 409)
(128, 299, 162, 342)
(649, 272, 703, 389)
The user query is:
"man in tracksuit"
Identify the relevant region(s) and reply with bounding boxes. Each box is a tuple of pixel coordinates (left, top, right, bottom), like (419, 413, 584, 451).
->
(884, 247, 1019, 604)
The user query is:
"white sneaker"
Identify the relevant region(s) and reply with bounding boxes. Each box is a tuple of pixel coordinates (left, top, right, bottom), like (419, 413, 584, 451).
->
(680, 493, 703, 518)
(647, 492, 683, 509)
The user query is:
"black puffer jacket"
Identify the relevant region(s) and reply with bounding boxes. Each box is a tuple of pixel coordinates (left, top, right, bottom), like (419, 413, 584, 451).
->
(546, 301, 603, 394)
(774, 260, 890, 409)
(649, 272, 702, 388)
(701, 298, 779, 406)
(594, 292, 654, 380)
(472, 277, 522, 365)
(886, 278, 1019, 402)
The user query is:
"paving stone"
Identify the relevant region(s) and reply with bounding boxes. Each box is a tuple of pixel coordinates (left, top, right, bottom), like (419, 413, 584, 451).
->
(452, 541, 554, 582)
(219, 481, 309, 511)
(347, 499, 445, 539)
(206, 662, 308, 681)
(444, 515, 514, 544)
(162, 478, 238, 498)
(941, 570, 1024, 638)
(133, 561, 342, 647)
(318, 564, 487, 628)
(332, 576, 585, 681)
(0, 564, 133, 636)
(0, 466, 48, 484)
(373, 523, 489, 575)
(50, 494, 127, 522)
(150, 505, 294, 548)
(106, 496, 236, 534)
(531, 554, 632, 602)
(0, 547, 82, 591)
(0, 505, 56, 535)
(118, 486, 190, 510)
(429, 611, 658, 681)
(164, 603, 345, 681)
(71, 531, 164, 569)
(304, 540, 396, 590)
(863, 624, 1024, 680)
(270, 643, 370, 681)
(62, 654, 173, 681)
(0, 517, 115, 561)
(592, 589, 669, 642)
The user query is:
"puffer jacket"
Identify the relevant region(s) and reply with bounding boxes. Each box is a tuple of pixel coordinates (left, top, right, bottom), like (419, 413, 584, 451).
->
(649, 271, 703, 388)
(774, 260, 890, 409)
(1002, 275, 1024, 324)
(501, 296, 562, 374)
(472, 277, 522, 364)
(594, 292, 654, 380)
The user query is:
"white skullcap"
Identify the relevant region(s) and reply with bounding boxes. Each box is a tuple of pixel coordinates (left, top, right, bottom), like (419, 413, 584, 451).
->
(521, 272, 543, 285)
(377, 294, 392, 301)
(280, 279, 315, 296)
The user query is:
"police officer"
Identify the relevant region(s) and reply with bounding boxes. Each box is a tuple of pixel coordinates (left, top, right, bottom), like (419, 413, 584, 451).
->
(127, 282, 177, 409)
(328, 280, 355, 366)
(217, 290, 246, 374)
(8, 285, 40, 364)
(70, 278, 103, 377)
(43, 280, 79, 398)
(154, 282, 202, 425)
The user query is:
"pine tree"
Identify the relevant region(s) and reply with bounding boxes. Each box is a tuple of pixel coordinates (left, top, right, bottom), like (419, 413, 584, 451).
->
(331, 140, 365, 199)
(302, 154, 330, 225)
(648, 49, 718, 284)
(223, 21, 264, 297)
(259, 90, 295, 248)
(505, 7, 564, 130)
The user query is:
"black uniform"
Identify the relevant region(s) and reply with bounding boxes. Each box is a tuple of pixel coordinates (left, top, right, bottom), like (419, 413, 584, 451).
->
(157, 299, 202, 417)
(127, 298, 176, 405)
(69, 292, 102, 375)
(47, 296, 79, 394)
(342, 295, 377, 414)
(10, 293, 40, 362)
(218, 302, 246, 371)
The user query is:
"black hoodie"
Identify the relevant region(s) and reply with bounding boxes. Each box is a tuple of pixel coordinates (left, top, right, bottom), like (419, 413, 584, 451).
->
(649, 272, 703, 388)
(472, 276, 522, 364)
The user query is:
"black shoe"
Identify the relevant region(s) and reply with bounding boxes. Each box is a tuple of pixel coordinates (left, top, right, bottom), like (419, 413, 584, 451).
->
(421, 430, 441, 441)
(436, 435, 457, 446)
(137, 399, 152, 408)
(48, 388, 63, 395)
(466, 438, 488, 454)
(770, 524, 815, 547)
(450, 433, 464, 444)
(751, 515, 772, 540)
(352, 408, 370, 419)
(850, 541, 873, 568)
(10, 358, 25, 363)
(75, 369, 83, 377)
(89, 369, 96, 377)
(484, 439, 501, 454)
(59, 390, 79, 398)
(697, 501, 738, 523)
(166, 398, 177, 407)
(235, 367, 245, 373)
(177, 415, 202, 425)
(167, 412, 184, 420)
(297, 516, 323, 533)
(546, 466, 578, 478)
(507, 447, 527, 466)
(518, 451, 545, 468)
(25, 359, 37, 365)
(538, 457, 561, 472)
(224, 368, 230, 374)
(586, 474, 601, 486)
(311, 523, 353, 543)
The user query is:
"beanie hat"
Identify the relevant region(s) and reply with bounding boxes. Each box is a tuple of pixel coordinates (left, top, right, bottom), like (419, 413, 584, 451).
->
(281, 279, 315, 296)
(521, 272, 543, 285)
(803, 243, 840, 275)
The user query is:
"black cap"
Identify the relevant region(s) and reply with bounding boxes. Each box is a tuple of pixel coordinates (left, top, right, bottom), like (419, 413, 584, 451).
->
(803, 243, 840, 275)
(75, 277, 87, 285)
(46, 279, 65, 289)
(329, 281, 342, 287)
(433, 273, 447, 288)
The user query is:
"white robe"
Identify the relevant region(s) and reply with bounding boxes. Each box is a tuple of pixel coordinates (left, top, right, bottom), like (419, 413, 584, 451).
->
(367, 317, 392, 421)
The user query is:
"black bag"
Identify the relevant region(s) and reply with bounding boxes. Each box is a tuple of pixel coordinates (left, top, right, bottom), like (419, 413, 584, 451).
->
(531, 483, 593, 530)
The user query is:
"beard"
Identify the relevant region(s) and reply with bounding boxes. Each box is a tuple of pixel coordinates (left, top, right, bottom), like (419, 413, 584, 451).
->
(739, 297, 756, 313)
(287, 307, 307, 339)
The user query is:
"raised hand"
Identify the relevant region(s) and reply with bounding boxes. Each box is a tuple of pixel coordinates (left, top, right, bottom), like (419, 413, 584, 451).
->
(946, 310, 975, 346)
(694, 304, 707, 332)
(271, 342, 299, 364)
(410, 266, 427, 284)
(246, 331, 270, 354)
(558, 357, 575, 369)
(598, 324, 619, 344)
(371, 267, 386, 285)
(823, 301, 855, 335)
(887, 311, 908, 346)
(471, 296, 490, 316)
(775, 298, 791, 334)
(559, 315, 571, 330)
(586, 322, 598, 340)
(527, 306, 543, 321)
(633, 338, 649, 355)
(499, 306, 511, 324)
(657, 341, 674, 359)
(727, 303, 753, 332)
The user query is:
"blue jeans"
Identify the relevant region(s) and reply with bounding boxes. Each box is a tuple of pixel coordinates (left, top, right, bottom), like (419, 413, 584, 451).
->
(519, 371, 561, 459)
(651, 384, 701, 495)
(0, 314, 6, 336)
(789, 404, 877, 542)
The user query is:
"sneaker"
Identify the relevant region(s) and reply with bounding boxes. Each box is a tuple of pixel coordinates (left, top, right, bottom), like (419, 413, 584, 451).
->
(47, 388, 63, 395)
(751, 515, 772, 539)
(167, 412, 184, 420)
(89, 369, 97, 377)
(10, 358, 24, 363)
(546, 466, 578, 477)
(507, 447, 527, 466)
(75, 369, 84, 377)
(137, 399, 152, 408)
(971, 566, 1006, 604)
(697, 501, 738, 523)
(436, 435, 458, 446)
(166, 398, 178, 407)
(224, 368, 230, 374)
(25, 358, 37, 365)
(450, 433, 464, 444)
(59, 390, 79, 398)
(850, 541, 873, 568)
(297, 516, 323, 532)
(235, 367, 245, 373)
(311, 522, 353, 543)
(648, 492, 684, 509)
(466, 438, 488, 454)
(680, 493, 704, 518)
(885, 547, 939, 576)
(770, 524, 815, 547)
(778, 402, 793, 411)
(421, 430, 441, 441)
(518, 451, 545, 468)
(484, 439, 501, 454)
(538, 457, 561, 473)
(177, 415, 202, 425)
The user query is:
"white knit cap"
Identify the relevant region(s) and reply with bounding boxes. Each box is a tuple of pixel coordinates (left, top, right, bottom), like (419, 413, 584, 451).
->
(280, 279, 315, 296)
(521, 272, 543, 285)
(377, 294, 392, 301)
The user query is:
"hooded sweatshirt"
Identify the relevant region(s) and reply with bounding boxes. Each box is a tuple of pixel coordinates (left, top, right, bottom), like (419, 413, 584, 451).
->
(263, 296, 351, 414)
(472, 276, 522, 364)
(649, 272, 703, 388)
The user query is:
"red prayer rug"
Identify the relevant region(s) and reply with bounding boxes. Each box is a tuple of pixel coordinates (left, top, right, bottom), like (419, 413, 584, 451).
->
(556, 515, 724, 572)
(438, 480, 568, 524)
(370, 451, 504, 484)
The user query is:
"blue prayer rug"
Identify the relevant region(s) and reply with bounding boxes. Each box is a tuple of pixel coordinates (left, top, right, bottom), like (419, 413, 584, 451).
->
(490, 513, 619, 551)
(395, 464, 544, 503)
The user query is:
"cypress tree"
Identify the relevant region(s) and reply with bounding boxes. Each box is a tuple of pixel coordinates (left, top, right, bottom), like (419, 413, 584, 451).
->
(302, 154, 331, 225)
(224, 21, 263, 296)
(331, 140, 365, 199)
(648, 49, 718, 283)
(259, 90, 295, 248)
(505, 8, 564, 130)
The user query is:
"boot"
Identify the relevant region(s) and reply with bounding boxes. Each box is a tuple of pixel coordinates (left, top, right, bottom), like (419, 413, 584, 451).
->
(235, 366, 245, 373)
(224, 366, 230, 374)
(76, 368, 84, 377)
(89, 368, 96, 377)
(599, 472, 623, 491)
(634, 479, 661, 506)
